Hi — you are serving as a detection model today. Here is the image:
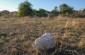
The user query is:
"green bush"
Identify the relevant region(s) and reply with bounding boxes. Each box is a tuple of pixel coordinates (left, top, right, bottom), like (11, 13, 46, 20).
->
(59, 4, 73, 14)
(52, 6, 58, 16)
(18, 0, 33, 17)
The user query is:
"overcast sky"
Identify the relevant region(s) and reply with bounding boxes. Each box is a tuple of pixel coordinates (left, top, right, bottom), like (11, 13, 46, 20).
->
(0, 0, 85, 11)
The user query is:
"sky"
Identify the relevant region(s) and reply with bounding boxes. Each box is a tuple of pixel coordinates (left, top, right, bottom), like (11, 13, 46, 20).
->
(0, 0, 85, 11)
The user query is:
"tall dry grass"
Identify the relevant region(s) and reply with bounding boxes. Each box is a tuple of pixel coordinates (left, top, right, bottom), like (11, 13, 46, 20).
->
(0, 16, 85, 55)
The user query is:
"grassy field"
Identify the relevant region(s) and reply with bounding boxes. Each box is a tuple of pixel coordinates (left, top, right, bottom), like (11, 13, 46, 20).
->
(0, 16, 85, 55)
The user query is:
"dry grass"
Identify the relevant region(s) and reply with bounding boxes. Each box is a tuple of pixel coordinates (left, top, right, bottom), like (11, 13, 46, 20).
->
(0, 16, 85, 55)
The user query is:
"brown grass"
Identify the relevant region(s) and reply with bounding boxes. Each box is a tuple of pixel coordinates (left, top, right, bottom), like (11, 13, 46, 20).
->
(0, 16, 85, 55)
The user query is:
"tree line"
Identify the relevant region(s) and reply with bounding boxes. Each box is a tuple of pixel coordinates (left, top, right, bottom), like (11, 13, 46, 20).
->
(0, 0, 85, 18)
(17, 0, 74, 17)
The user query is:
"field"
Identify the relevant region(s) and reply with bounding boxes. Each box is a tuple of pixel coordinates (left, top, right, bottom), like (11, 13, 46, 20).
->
(0, 16, 85, 55)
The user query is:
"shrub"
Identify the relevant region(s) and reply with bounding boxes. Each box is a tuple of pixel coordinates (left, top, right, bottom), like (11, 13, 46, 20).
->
(52, 6, 58, 16)
(18, 0, 33, 17)
(59, 4, 73, 14)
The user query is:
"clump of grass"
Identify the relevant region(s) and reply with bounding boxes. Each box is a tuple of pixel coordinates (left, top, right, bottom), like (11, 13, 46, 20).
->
(65, 19, 80, 28)
(78, 38, 85, 48)
(0, 32, 8, 37)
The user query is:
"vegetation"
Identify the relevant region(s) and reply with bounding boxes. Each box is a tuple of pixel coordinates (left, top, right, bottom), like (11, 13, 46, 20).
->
(32, 9, 48, 17)
(0, 1, 85, 18)
(1, 10, 10, 16)
(37, 9, 48, 17)
(0, 12, 2, 16)
(18, 0, 32, 17)
(59, 4, 73, 14)
(52, 6, 58, 16)
(0, 16, 85, 55)
(0, 1, 85, 55)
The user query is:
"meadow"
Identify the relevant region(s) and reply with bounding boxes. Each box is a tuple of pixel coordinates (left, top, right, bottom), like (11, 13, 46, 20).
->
(0, 16, 85, 55)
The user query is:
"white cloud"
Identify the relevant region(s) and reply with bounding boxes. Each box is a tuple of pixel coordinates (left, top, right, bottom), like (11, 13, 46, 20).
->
(0, 4, 17, 11)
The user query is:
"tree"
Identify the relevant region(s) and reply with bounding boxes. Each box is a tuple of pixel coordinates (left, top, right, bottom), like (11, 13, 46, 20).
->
(38, 9, 48, 17)
(32, 9, 38, 16)
(10, 11, 18, 17)
(59, 4, 73, 14)
(18, 0, 32, 17)
(1, 10, 10, 16)
(83, 8, 85, 11)
(52, 6, 58, 15)
(0, 12, 2, 16)
(32, 9, 48, 17)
